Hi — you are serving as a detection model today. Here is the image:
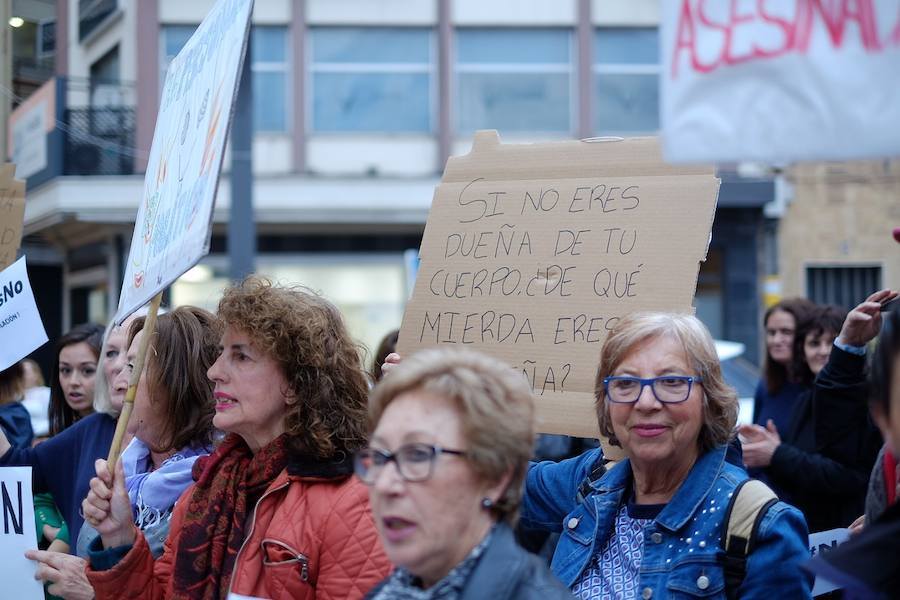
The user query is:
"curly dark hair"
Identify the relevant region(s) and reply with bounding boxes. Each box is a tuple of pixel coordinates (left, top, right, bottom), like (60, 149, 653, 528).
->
(216, 276, 370, 459)
(792, 305, 847, 386)
(49, 322, 105, 436)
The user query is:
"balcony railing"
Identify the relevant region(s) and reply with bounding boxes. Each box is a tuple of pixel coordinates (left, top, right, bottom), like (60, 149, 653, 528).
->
(63, 107, 136, 176)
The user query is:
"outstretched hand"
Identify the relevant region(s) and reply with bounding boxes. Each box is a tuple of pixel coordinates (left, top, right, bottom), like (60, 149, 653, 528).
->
(26, 549, 93, 600)
(837, 289, 899, 348)
(82, 458, 134, 549)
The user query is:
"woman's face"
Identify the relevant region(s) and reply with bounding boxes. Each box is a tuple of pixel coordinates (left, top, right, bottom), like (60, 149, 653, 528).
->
(368, 390, 501, 588)
(765, 309, 796, 366)
(118, 331, 166, 448)
(803, 329, 836, 377)
(207, 325, 290, 452)
(58, 342, 98, 416)
(103, 317, 135, 412)
(608, 335, 703, 474)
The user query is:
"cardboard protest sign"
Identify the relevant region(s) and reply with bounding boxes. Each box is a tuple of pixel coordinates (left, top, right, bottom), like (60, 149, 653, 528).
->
(0, 257, 48, 371)
(661, 1, 900, 163)
(0, 164, 26, 272)
(809, 528, 850, 596)
(1, 467, 43, 600)
(398, 131, 718, 438)
(114, 0, 253, 324)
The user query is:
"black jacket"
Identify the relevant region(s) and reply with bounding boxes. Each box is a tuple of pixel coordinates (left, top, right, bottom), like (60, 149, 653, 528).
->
(366, 524, 574, 599)
(813, 346, 883, 470)
(805, 500, 900, 600)
(766, 389, 870, 532)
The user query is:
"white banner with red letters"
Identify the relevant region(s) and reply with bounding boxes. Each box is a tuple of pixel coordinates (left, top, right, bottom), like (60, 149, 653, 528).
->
(661, 0, 900, 163)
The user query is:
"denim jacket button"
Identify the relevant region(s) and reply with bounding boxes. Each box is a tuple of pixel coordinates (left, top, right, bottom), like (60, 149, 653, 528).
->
(697, 575, 710, 590)
(567, 517, 580, 529)
(641, 587, 653, 599)
(650, 532, 662, 544)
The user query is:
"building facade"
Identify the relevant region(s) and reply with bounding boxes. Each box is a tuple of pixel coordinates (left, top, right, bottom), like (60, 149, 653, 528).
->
(10, 0, 773, 367)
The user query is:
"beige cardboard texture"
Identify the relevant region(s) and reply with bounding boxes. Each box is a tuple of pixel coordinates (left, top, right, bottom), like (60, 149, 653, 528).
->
(0, 164, 26, 272)
(399, 131, 719, 439)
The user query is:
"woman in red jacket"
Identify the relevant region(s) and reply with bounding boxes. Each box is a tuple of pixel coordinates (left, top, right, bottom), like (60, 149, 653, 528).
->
(83, 276, 391, 600)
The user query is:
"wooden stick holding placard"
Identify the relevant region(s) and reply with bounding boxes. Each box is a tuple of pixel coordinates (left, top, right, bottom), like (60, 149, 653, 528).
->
(106, 292, 163, 467)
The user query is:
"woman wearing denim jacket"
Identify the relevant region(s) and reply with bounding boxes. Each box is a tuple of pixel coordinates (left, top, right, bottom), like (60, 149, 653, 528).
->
(520, 313, 814, 599)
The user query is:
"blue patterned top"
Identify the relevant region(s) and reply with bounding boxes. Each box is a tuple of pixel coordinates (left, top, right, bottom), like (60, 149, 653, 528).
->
(572, 500, 664, 600)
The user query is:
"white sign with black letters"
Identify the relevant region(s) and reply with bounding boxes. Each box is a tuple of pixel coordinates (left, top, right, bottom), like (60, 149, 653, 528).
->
(0, 256, 48, 371)
(1, 467, 42, 600)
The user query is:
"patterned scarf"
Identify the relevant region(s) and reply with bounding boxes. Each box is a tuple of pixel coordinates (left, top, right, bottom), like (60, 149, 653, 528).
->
(370, 527, 494, 600)
(171, 433, 289, 600)
(120, 437, 210, 529)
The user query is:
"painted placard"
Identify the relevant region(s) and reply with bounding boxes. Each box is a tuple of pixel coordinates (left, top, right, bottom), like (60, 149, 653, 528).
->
(0, 257, 48, 371)
(661, 1, 900, 163)
(114, 0, 254, 324)
(398, 131, 719, 438)
(2, 467, 43, 600)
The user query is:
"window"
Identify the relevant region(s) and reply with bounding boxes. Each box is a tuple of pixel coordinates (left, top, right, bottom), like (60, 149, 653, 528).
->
(160, 25, 290, 133)
(456, 28, 572, 134)
(310, 27, 432, 133)
(79, 0, 117, 41)
(806, 265, 882, 309)
(594, 28, 659, 135)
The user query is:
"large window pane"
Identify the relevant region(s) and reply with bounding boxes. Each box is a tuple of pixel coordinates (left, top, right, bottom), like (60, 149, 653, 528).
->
(311, 27, 433, 133)
(595, 73, 658, 134)
(457, 28, 570, 63)
(253, 72, 287, 131)
(593, 28, 659, 135)
(312, 28, 430, 64)
(456, 28, 572, 134)
(314, 73, 430, 132)
(457, 73, 570, 133)
(594, 28, 659, 65)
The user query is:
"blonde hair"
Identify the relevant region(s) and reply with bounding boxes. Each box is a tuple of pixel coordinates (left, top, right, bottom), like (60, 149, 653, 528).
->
(594, 312, 738, 453)
(93, 306, 167, 416)
(369, 348, 535, 524)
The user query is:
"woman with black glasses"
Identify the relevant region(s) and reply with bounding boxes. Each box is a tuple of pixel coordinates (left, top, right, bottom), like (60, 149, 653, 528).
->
(519, 312, 814, 599)
(358, 348, 573, 600)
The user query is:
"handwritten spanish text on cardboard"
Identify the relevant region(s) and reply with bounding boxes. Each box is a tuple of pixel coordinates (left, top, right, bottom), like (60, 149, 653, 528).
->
(399, 132, 719, 438)
(0, 164, 26, 272)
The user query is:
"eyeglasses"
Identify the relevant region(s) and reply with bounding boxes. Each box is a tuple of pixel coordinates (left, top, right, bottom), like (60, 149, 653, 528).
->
(603, 375, 702, 404)
(354, 443, 467, 484)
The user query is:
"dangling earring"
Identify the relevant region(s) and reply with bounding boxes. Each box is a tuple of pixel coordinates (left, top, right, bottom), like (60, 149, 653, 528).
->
(480, 497, 495, 510)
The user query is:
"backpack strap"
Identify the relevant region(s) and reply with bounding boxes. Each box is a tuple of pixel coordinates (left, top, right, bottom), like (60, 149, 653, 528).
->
(574, 456, 612, 505)
(719, 479, 778, 600)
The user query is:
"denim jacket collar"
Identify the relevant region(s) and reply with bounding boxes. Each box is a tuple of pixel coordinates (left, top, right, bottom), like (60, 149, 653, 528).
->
(591, 444, 729, 532)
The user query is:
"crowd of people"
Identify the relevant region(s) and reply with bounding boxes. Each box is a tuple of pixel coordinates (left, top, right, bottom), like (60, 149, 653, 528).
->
(0, 275, 898, 599)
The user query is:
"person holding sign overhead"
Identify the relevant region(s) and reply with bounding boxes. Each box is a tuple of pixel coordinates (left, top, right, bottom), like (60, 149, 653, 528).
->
(25, 306, 220, 600)
(519, 313, 813, 598)
(83, 277, 390, 600)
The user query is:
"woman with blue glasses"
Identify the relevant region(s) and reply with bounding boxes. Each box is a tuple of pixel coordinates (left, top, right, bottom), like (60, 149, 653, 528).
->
(520, 312, 814, 599)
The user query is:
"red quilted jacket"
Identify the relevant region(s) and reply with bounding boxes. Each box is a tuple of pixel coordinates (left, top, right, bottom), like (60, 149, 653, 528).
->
(86, 465, 391, 599)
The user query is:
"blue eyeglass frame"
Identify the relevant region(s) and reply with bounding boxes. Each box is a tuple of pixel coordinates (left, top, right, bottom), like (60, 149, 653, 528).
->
(602, 375, 703, 404)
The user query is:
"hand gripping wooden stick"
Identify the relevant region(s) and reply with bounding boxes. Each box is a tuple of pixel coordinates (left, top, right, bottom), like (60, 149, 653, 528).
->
(106, 292, 163, 468)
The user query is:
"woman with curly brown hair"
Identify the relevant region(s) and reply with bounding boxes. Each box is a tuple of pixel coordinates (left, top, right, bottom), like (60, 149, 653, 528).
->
(83, 277, 391, 600)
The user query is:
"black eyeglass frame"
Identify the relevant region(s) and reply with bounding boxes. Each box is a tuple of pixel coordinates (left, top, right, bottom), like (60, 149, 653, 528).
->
(602, 375, 703, 404)
(354, 443, 467, 484)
